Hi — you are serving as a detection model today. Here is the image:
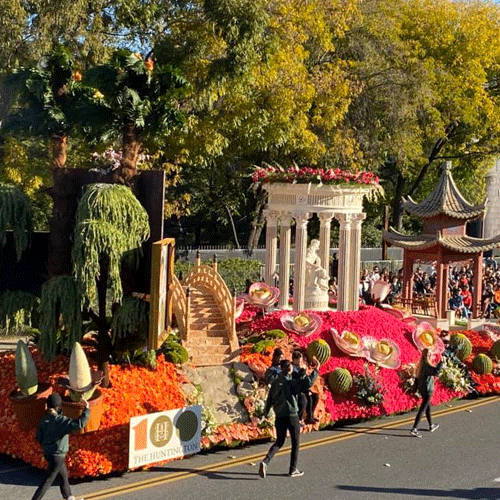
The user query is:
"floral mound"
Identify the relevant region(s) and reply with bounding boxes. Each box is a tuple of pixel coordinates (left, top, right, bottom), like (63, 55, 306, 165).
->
(249, 307, 462, 422)
(0, 350, 185, 477)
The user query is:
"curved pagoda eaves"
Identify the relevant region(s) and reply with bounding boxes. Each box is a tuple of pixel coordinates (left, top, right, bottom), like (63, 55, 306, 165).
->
(403, 162, 486, 220)
(383, 229, 500, 254)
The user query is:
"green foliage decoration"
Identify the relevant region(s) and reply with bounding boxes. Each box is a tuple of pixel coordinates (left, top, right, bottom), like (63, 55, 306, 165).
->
(449, 333, 473, 361)
(252, 339, 275, 353)
(38, 275, 82, 360)
(472, 353, 493, 375)
(491, 340, 500, 360)
(175, 258, 261, 294)
(0, 184, 32, 260)
(265, 329, 286, 340)
(306, 339, 331, 365)
(15, 339, 38, 396)
(353, 364, 384, 406)
(0, 290, 40, 335)
(159, 334, 189, 365)
(328, 368, 353, 395)
(111, 296, 149, 342)
(72, 183, 150, 305)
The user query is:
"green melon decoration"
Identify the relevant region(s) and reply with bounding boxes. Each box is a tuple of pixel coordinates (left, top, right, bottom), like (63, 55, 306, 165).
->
(491, 340, 500, 360)
(306, 339, 331, 365)
(328, 368, 353, 395)
(472, 353, 493, 374)
(449, 333, 472, 361)
(15, 340, 38, 396)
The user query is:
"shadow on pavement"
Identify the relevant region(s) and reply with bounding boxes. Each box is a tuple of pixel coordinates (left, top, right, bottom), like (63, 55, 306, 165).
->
(337, 484, 500, 499)
(149, 465, 279, 481)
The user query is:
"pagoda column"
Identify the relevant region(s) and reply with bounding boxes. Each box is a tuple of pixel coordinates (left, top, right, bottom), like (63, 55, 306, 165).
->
(349, 213, 366, 310)
(336, 213, 354, 312)
(318, 212, 334, 278)
(473, 252, 483, 318)
(292, 211, 310, 312)
(439, 263, 449, 320)
(278, 212, 292, 309)
(263, 210, 279, 285)
(403, 250, 414, 304)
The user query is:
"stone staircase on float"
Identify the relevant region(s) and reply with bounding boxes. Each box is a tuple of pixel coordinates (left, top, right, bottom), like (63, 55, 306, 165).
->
(183, 286, 235, 366)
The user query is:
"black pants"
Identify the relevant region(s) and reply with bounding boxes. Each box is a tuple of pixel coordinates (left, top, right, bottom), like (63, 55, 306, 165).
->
(297, 392, 319, 421)
(413, 392, 432, 429)
(31, 454, 72, 500)
(263, 415, 300, 473)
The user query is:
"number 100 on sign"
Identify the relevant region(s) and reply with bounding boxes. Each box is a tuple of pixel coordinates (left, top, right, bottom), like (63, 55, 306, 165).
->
(129, 405, 202, 469)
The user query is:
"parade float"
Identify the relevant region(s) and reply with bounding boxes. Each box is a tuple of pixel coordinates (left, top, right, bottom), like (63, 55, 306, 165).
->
(0, 68, 498, 480)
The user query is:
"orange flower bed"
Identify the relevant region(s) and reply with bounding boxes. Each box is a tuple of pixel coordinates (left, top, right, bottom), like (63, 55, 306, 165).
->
(0, 350, 185, 477)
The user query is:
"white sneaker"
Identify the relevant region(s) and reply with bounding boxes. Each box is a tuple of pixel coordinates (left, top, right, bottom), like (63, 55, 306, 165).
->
(259, 461, 267, 479)
(430, 423, 440, 432)
(410, 428, 422, 438)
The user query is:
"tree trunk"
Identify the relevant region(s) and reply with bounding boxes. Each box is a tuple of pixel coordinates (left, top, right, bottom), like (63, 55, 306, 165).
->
(224, 203, 240, 249)
(391, 172, 406, 230)
(117, 122, 141, 184)
(247, 197, 266, 255)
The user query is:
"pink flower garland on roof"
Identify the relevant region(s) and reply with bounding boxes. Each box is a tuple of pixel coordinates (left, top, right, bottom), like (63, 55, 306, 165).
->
(252, 165, 380, 186)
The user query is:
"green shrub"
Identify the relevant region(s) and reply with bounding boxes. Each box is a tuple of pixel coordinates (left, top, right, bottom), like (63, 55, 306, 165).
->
(252, 339, 276, 353)
(265, 329, 286, 339)
(175, 258, 261, 293)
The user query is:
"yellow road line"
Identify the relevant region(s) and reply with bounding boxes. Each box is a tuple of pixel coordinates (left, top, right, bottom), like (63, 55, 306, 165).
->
(84, 396, 500, 500)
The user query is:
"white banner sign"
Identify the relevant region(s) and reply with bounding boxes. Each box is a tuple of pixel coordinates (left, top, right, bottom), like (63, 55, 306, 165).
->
(128, 405, 202, 469)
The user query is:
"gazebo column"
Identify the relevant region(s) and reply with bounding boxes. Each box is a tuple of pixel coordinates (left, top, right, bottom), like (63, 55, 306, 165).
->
(335, 213, 354, 312)
(292, 212, 310, 312)
(349, 213, 366, 310)
(473, 252, 483, 318)
(318, 212, 334, 275)
(439, 263, 449, 319)
(278, 212, 292, 309)
(263, 210, 279, 286)
(403, 251, 414, 304)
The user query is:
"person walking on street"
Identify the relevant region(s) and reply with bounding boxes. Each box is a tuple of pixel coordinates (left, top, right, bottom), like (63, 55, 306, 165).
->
(259, 356, 320, 478)
(410, 348, 443, 438)
(31, 393, 90, 500)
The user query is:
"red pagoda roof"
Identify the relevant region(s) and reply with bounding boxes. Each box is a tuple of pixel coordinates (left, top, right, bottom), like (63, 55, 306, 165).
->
(383, 229, 500, 253)
(403, 162, 486, 219)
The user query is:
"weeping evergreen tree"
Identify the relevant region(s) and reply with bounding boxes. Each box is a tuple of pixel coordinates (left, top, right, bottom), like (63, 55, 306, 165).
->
(38, 275, 82, 359)
(0, 290, 39, 335)
(0, 184, 32, 260)
(72, 183, 150, 383)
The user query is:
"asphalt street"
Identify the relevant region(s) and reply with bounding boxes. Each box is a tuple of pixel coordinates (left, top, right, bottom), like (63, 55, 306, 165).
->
(1, 397, 500, 500)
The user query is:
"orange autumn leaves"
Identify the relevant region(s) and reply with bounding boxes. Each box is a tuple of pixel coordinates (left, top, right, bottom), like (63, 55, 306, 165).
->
(0, 350, 185, 477)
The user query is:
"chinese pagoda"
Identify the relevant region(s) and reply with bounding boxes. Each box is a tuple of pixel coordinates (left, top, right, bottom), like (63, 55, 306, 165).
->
(384, 162, 500, 319)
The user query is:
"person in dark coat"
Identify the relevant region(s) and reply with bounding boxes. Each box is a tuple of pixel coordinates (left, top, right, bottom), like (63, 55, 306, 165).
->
(31, 393, 90, 500)
(264, 348, 283, 385)
(259, 357, 319, 478)
(410, 348, 443, 438)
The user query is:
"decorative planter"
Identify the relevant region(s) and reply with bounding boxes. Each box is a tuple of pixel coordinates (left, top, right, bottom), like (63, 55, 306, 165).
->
(9, 382, 53, 431)
(61, 388, 104, 433)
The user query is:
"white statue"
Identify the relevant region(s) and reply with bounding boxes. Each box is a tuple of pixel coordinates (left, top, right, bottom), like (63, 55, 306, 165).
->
(305, 239, 329, 292)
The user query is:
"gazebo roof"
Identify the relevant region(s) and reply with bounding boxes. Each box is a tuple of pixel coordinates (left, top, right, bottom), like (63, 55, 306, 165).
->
(403, 162, 486, 220)
(383, 229, 500, 253)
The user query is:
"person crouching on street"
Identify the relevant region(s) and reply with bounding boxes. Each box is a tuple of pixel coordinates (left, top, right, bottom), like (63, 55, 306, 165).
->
(259, 356, 320, 478)
(31, 393, 90, 500)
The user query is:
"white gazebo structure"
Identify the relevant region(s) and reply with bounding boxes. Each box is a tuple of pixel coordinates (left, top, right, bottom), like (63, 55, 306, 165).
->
(262, 183, 370, 312)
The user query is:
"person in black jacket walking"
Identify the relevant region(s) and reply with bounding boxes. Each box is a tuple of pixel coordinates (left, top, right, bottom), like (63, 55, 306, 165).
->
(259, 356, 319, 478)
(31, 393, 90, 500)
(410, 348, 443, 438)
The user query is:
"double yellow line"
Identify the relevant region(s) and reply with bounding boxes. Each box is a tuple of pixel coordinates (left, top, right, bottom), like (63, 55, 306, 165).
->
(84, 396, 499, 499)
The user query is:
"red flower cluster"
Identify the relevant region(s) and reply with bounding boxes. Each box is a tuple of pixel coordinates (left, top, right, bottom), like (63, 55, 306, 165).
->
(248, 307, 461, 422)
(0, 350, 185, 477)
(252, 166, 380, 186)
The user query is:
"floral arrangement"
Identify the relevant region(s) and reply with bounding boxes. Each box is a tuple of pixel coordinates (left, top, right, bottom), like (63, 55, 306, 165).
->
(438, 353, 473, 393)
(252, 165, 380, 186)
(399, 363, 419, 396)
(280, 311, 322, 337)
(353, 364, 384, 406)
(242, 282, 280, 310)
(412, 321, 445, 355)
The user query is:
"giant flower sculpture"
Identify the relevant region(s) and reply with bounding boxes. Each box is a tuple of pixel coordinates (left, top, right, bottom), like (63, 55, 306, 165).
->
(235, 297, 245, 319)
(413, 321, 444, 354)
(242, 283, 280, 313)
(280, 311, 322, 337)
(371, 280, 391, 303)
(331, 328, 366, 357)
(363, 337, 401, 369)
